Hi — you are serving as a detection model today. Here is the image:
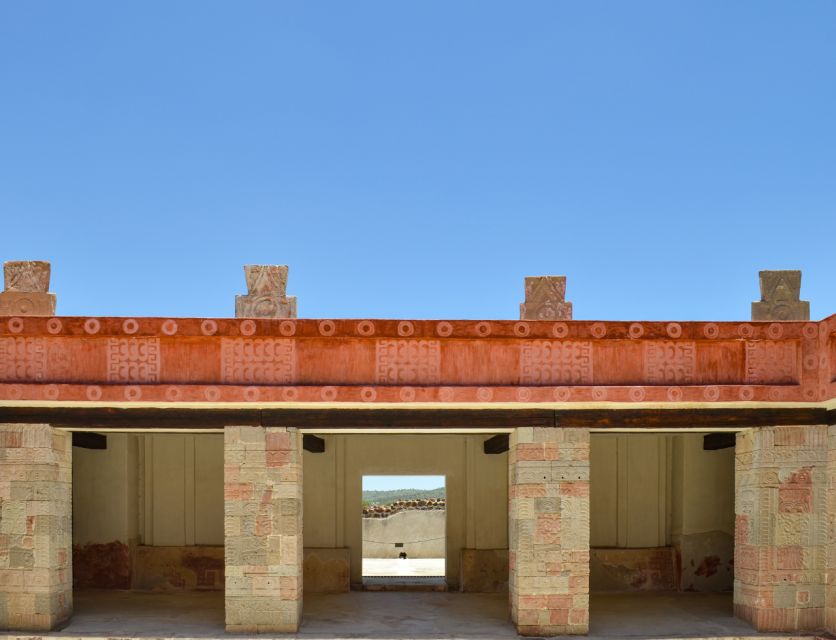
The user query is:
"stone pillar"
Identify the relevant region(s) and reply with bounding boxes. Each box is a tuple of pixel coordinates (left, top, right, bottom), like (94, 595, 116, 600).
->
(235, 265, 297, 319)
(826, 425, 836, 633)
(509, 427, 589, 636)
(751, 270, 809, 321)
(0, 261, 56, 316)
(734, 425, 827, 631)
(0, 424, 72, 630)
(224, 426, 302, 633)
(520, 276, 572, 321)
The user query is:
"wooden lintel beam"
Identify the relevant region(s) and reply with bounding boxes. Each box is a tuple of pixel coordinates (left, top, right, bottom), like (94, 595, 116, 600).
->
(0, 405, 829, 430)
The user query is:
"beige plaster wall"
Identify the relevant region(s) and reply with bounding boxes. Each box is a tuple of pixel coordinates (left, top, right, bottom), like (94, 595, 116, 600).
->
(590, 434, 670, 548)
(589, 433, 734, 592)
(302, 433, 508, 587)
(363, 510, 446, 558)
(73, 433, 140, 545)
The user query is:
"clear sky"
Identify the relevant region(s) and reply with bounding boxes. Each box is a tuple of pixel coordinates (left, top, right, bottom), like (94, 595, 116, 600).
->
(363, 475, 445, 492)
(1, 2, 833, 321)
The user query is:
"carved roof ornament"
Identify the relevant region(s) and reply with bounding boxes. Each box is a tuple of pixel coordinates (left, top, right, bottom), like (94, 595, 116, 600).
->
(235, 264, 297, 319)
(520, 276, 573, 321)
(751, 270, 809, 322)
(0, 261, 57, 316)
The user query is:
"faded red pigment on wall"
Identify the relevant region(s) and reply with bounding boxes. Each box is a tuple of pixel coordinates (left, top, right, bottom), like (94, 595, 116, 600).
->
(0, 315, 833, 404)
(73, 543, 224, 592)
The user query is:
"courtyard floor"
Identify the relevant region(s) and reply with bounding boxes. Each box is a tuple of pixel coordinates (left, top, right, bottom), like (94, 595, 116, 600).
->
(2, 590, 803, 639)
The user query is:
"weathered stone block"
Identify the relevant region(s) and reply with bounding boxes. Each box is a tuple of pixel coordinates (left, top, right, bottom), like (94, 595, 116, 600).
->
(520, 276, 572, 321)
(234, 264, 297, 319)
(751, 270, 810, 321)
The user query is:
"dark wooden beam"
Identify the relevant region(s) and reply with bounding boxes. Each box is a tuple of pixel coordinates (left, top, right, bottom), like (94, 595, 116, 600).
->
(0, 405, 829, 430)
(303, 434, 326, 453)
(556, 408, 828, 429)
(483, 434, 510, 454)
(72, 432, 107, 449)
(703, 433, 736, 450)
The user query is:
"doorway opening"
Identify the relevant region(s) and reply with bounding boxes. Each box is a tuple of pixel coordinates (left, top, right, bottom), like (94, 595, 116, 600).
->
(588, 432, 744, 636)
(361, 474, 446, 589)
(69, 432, 225, 635)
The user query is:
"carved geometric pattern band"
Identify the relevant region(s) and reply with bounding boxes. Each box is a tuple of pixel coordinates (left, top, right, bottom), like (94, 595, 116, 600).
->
(0, 337, 47, 381)
(745, 341, 799, 384)
(107, 338, 160, 383)
(375, 339, 441, 384)
(519, 341, 593, 385)
(220, 338, 295, 384)
(644, 341, 696, 384)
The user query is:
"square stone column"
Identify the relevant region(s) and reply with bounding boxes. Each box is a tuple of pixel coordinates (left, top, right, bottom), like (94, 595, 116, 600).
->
(734, 426, 827, 631)
(826, 425, 836, 633)
(0, 424, 72, 630)
(509, 427, 589, 636)
(224, 426, 303, 633)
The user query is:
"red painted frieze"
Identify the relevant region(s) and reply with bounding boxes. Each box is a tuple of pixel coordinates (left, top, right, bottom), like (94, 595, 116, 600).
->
(0, 315, 833, 404)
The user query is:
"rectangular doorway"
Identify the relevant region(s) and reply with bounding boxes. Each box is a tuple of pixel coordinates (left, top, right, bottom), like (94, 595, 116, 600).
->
(361, 475, 446, 588)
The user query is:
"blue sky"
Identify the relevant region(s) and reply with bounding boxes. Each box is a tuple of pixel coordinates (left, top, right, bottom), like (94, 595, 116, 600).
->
(1, 2, 834, 321)
(363, 475, 445, 492)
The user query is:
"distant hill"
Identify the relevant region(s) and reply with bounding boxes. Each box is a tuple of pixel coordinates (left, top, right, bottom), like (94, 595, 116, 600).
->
(362, 487, 445, 505)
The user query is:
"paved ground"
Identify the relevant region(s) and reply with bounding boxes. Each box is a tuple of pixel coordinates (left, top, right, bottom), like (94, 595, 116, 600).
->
(362, 558, 446, 577)
(21, 590, 794, 639)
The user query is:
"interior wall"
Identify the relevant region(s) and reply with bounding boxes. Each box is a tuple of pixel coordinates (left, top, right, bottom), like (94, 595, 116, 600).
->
(302, 433, 508, 588)
(590, 433, 734, 592)
(72, 432, 224, 591)
(670, 434, 735, 591)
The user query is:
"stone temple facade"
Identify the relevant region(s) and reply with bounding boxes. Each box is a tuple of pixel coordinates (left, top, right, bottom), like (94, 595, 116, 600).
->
(0, 261, 833, 637)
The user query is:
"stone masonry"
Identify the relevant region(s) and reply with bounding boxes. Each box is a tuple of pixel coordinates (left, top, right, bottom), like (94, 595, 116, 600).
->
(520, 276, 573, 321)
(751, 270, 809, 321)
(826, 425, 836, 633)
(509, 427, 589, 636)
(235, 265, 297, 319)
(0, 262, 56, 316)
(0, 424, 71, 630)
(224, 426, 302, 633)
(734, 425, 827, 631)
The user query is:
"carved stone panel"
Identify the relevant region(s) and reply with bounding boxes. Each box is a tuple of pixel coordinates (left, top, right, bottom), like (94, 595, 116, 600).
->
(0, 337, 47, 381)
(745, 341, 799, 384)
(3, 261, 50, 292)
(520, 276, 573, 321)
(644, 341, 696, 384)
(107, 338, 161, 383)
(221, 338, 295, 384)
(751, 270, 810, 321)
(0, 261, 56, 316)
(375, 340, 441, 384)
(235, 264, 297, 319)
(520, 340, 593, 384)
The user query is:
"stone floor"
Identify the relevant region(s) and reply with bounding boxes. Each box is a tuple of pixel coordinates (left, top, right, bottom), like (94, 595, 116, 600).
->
(11, 590, 801, 639)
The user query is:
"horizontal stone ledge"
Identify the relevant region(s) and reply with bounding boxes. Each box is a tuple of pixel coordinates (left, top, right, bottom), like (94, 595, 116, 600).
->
(0, 383, 831, 404)
(0, 406, 830, 429)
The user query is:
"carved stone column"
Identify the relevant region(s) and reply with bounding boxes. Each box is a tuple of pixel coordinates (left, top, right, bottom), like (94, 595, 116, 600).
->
(509, 427, 589, 636)
(751, 270, 809, 321)
(0, 424, 72, 630)
(235, 265, 297, 319)
(0, 261, 56, 316)
(520, 276, 572, 321)
(734, 426, 827, 631)
(224, 426, 303, 633)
